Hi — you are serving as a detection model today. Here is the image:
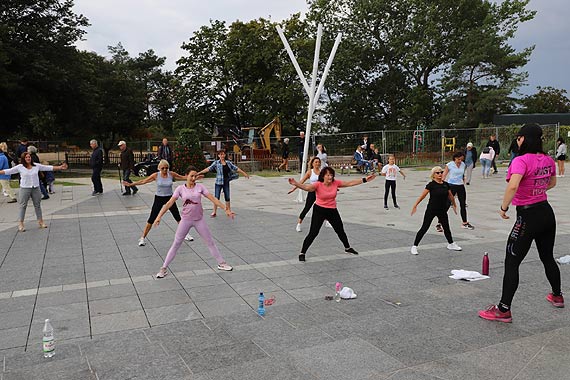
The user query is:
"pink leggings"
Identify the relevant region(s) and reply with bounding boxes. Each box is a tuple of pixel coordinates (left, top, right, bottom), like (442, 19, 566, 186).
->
(162, 217, 225, 268)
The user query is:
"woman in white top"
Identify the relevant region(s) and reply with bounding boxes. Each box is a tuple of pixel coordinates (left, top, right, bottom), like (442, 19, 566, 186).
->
(289, 157, 321, 232)
(0, 152, 67, 231)
(316, 144, 328, 170)
(479, 146, 495, 179)
(556, 137, 566, 177)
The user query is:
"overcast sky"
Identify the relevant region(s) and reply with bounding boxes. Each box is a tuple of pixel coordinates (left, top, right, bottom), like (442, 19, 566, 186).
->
(73, 0, 569, 96)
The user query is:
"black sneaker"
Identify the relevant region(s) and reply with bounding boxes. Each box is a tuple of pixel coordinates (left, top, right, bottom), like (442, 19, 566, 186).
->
(394, 204, 400, 209)
(435, 224, 443, 233)
(345, 247, 358, 255)
(122, 192, 131, 196)
(384, 205, 388, 210)
(132, 188, 138, 195)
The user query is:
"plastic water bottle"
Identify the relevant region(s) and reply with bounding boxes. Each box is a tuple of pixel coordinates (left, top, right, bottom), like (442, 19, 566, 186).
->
(482, 252, 489, 276)
(42, 319, 55, 358)
(334, 282, 342, 302)
(257, 292, 265, 316)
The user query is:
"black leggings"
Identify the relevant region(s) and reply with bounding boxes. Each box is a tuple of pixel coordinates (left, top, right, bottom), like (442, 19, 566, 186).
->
(438, 184, 467, 224)
(499, 202, 561, 307)
(148, 195, 181, 224)
(384, 180, 397, 206)
(299, 191, 316, 221)
(301, 204, 350, 254)
(414, 206, 453, 246)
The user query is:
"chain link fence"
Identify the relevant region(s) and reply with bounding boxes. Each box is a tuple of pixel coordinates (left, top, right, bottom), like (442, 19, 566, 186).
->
(4, 123, 567, 171)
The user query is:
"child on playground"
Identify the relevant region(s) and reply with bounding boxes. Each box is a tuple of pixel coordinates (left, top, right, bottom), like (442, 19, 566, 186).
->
(380, 155, 406, 209)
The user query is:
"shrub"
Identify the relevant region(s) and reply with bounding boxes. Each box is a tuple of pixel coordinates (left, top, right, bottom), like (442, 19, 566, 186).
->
(173, 128, 206, 173)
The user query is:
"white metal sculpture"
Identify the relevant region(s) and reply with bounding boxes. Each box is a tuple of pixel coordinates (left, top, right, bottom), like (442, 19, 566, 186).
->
(276, 24, 342, 202)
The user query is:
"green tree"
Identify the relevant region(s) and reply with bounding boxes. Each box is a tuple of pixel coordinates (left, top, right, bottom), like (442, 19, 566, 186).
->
(520, 86, 570, 114)
(173, 128, 206, 173)
(0, 0, 89, 138)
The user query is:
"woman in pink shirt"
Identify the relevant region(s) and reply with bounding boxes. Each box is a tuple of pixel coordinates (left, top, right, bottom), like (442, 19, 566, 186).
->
(153, 166, 234, 278)
(479, 124, 562, 323)
(288, 167, 376, 261)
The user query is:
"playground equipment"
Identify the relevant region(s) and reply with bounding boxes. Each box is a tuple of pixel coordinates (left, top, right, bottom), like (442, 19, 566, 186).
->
(442, 137, 456, 152)
(413, 127, 425, 154)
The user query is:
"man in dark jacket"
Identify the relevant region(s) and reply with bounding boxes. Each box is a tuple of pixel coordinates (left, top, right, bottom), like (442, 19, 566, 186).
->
(89, 139, 104, 195)
(157, 138, 173, 167)
(464, 142, 478, 185)
(118, 140, 138, 196)
(16, 138, 29, 159)
(485, 134, 500, 174)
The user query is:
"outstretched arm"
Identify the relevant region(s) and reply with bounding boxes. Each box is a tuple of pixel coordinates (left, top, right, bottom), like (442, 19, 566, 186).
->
(205, 193, 234, 217)
(411, 189, 429, 215)
(170, 171, 187, 181)
(237, 167, 250, 179)
(125, 172, 157, 187)
(288, 170, 311, 194)
(288, 177, 316, 192)
(338, 174, 376, 188)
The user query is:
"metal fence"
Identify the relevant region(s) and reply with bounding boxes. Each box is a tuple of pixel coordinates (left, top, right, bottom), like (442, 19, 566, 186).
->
(6, 123, 568, 170)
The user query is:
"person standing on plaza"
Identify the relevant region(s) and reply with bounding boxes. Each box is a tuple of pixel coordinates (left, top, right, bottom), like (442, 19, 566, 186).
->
(290, 157, 322, 232)
(288, 167, 376, 261)
(380, 155, 406, 210)
(438, 151, 474, 230)
(555, 137, 566, 177)
(479, 146, 495, 179)
(118, 140, 138, 196)
(277, 138, 290, 172)
(197, 149, 249, 217)
(0, 142, 17, 203)
(16, 138, 28, 158)
(298, 131, 305, 172)
(316, 144, 328, 169)
(463, 142, 477, 185)
(89, 139, 104, 195)
(486, 134, 500, 174)
(410, 166, 461, 255)
(28, 146, 49, 200)
(123, 159, 194, 246)
(154, 166, 234, 278)
(157, 138, 174, 168)
(479, 123, 562, 323)
(0, 152, 67, 231)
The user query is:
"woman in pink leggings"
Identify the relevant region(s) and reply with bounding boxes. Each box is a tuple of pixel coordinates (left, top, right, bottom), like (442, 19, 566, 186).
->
(154, 166, 234, 278)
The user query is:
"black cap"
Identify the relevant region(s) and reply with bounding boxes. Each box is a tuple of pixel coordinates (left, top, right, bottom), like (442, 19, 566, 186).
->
(517, 123, 542, 138)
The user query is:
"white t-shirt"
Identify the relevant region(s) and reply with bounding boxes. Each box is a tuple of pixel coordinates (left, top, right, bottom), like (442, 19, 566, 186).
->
(3, 164, 53, 188)
(381, 164, 400, 181)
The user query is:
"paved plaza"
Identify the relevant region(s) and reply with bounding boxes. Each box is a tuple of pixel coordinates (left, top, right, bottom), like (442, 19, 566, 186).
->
(0, 167, 569, 379)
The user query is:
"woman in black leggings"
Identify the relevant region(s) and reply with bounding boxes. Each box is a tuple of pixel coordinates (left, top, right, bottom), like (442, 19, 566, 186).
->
(289, 157, 321, 232)
(479, 123, 562, 323)
(288, 167, 376, 261)
(410, 166, 461, 255)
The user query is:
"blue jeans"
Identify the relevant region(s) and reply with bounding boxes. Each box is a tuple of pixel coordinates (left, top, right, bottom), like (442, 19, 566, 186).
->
(214, 181, 230, 202)
(480, 158, 491, 177)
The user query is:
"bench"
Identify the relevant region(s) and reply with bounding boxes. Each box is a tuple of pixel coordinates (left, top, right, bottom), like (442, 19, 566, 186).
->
(326, 156, 366, 175)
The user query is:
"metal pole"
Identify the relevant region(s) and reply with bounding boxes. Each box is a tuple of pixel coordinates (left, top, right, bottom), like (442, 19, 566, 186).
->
(276, 26, 311, 95)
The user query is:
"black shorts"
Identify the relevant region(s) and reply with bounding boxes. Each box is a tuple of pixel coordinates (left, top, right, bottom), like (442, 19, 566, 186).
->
(557, 154, 566, 161)
(148, 195, 181, 224)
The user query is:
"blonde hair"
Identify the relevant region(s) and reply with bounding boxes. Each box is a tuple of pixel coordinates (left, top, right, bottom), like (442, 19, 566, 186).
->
(158, 159, 169, 169)
(430, 166, 444, 180)
(27, 145, 37, 154)
(0, 142, 7, 152)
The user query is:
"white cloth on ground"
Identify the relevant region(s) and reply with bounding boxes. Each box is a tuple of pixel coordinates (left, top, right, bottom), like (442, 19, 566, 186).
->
(449, 269, 489, 281)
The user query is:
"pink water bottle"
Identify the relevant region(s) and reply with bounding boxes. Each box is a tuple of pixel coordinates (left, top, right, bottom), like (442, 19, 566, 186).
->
(482, 252, 489, 276)
(334, 282, 342, 302)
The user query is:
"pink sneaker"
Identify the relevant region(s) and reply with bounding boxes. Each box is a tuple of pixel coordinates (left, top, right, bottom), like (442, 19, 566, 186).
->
(546, 293, 564, 308)
(478, 305, 512, 323)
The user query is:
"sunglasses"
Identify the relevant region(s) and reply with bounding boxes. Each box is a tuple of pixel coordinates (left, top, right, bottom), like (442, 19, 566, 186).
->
(159, 167, 168, 170)
(434, 171, 444, 174)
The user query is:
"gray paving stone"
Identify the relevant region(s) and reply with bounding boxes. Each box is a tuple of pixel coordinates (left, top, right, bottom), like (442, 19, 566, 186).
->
(32, 302, 88, 324)
(89, 295, 143, 316)
(194, 296, 252, 318)
(206, 354, 317, 380)
(178, 341, 268, 374)
(290, 337, 405, 379)
(139, 289, 192, 309)
(0, 309, 33, 330)
(91, 310, 148, 335)
(145, 303, 202, 326)
(35, 288, 86, 307)
(187, 283, 239, 301)
(0, 326, 28, 350)
(177, 273, 226, 289)
(133, 278, 183, 294)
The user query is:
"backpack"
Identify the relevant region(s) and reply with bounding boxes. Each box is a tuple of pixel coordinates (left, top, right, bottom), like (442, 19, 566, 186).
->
(482, 147, 490, 154)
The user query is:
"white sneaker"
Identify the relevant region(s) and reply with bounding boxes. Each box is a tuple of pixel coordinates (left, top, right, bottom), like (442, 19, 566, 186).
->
(411, 246, 419, 255)
(324, 221, 333, 228)
(296, 223, 302, 232)
(447, 242, 462, 251)
(217, 263, 233, 271)
(138, 237, 146, 246)
(3, 191, 8, 197)
(184, 234, 194, 241)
